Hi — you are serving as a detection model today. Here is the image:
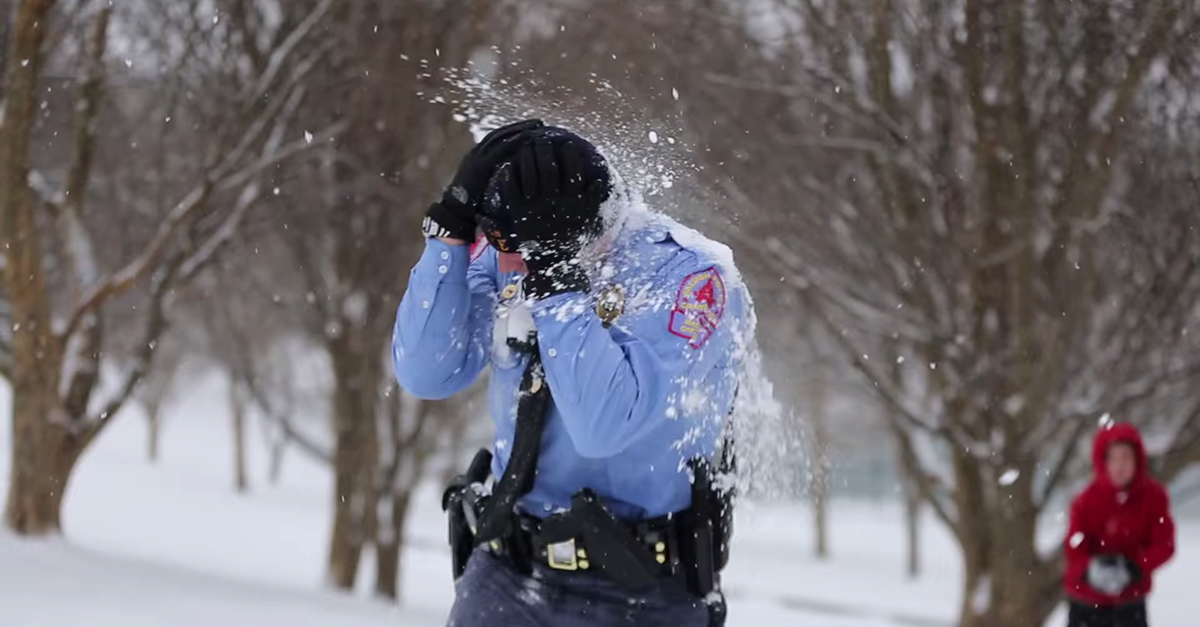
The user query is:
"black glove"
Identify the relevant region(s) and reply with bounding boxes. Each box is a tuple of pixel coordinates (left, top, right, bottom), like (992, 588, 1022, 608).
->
(503, 137, 611, 300)
(423, 119, 544, 241)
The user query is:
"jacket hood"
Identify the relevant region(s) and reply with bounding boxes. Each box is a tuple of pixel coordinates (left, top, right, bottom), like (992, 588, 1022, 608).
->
(1091, 422, 1148, 489)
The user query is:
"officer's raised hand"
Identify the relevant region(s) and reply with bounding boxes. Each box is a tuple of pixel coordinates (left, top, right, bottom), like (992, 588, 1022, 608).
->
(501, 134, 612, 299)
(423, 119, 544, 242)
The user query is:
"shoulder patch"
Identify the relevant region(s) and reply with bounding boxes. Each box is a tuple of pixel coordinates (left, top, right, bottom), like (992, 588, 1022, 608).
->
(668, 267, 727, 349)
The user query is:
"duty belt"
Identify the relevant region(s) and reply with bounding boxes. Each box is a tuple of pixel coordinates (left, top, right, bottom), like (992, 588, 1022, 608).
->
(482, 489, 680, 592)
(496, 510, 683, 578)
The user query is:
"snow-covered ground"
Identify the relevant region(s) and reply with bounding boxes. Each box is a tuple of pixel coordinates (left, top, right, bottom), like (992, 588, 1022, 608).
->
(0, 371, 1196, 627)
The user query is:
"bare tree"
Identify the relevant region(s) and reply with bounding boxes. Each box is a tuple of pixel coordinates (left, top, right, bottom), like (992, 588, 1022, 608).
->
(0, 0, 336, 535)
(684, 2, 1200, 626)
(254, 0, 518, 591)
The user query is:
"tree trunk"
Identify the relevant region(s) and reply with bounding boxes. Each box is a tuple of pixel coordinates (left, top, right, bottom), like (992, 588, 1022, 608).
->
(230, 381, 249, 493)
(903, 477, 921, 579)
(952, 449, 1059, 627)
(0, 2, 10, 95)
(268, 436, 285, 484)
(806, 367, 830, 560)
(4, 384, 86, 534)
(146, 401, 161, 463)
(374, 488, 413, 601)
(326, 330, 379, 590)
(1, 0, 70, 537)
(440, 411, 468, 487)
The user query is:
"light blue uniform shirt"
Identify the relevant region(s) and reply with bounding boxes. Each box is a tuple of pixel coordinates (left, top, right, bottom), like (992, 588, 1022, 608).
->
(392, 216, 748, 521)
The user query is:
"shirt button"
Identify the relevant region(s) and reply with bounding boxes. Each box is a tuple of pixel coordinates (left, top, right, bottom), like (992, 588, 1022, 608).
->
(421, 301, 430, 309)
(547, 348, 558, 357)
(440, 251, 450, 260)
(438, 265, 448, 274)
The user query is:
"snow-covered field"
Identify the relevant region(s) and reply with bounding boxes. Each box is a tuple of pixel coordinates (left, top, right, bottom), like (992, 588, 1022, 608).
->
(0, 371, 1196, 627)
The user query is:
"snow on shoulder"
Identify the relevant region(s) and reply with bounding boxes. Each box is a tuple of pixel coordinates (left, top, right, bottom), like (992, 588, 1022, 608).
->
(597, 163, 745, 293)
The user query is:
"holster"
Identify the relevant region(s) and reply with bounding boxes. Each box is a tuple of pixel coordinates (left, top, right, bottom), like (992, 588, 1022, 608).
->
(538, 488, 660, 592)
(684, 456, 733, 627)
(441, 448, 493, 580)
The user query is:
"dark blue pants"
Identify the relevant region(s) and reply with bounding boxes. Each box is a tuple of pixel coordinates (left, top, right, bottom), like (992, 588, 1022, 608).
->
(446, 548, 713, 627)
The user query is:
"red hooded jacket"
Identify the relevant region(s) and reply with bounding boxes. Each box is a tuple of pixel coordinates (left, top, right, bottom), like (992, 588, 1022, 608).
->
(1063, 422, 1176, 606)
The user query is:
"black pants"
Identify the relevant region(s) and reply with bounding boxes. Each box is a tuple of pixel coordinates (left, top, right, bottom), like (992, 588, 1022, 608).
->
(1067, 600, 1147, 627)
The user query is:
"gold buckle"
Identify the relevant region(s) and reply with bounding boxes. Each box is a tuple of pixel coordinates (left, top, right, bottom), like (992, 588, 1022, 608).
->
(546, 539, 579, 571)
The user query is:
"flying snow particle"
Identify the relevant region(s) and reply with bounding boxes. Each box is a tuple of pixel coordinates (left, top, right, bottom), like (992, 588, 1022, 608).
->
(999, 469, 1020, 486)
(672, 88, 680, 100)
(304, 131, 314, 144)
(896, 356, 906, 364)
(1069, 532, 1085, 549)
(272, 187, 280, 196)
(1098, 412, 1113, 427)
(648, 130, 659, 144)
(124, 59, 133, 68)
(20, 59, 29, 67)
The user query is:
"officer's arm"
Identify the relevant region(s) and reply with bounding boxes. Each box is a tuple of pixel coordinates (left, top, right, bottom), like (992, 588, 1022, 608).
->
(532, 254, 745, 458)
(392, 239, 495, 399)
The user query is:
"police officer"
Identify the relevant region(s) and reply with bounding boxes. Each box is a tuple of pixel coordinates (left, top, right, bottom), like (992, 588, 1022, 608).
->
(392, 119, 750, 627)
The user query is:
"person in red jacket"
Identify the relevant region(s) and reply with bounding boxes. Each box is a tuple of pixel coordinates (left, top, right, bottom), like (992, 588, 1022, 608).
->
(1063, 422, 1176, 627)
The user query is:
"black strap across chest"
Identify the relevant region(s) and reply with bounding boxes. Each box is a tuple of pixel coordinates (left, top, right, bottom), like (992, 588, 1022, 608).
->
(473, 350, 550, 543)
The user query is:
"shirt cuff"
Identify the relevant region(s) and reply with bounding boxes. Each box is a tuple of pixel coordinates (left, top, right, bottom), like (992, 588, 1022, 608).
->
(414, 238, 470, 285)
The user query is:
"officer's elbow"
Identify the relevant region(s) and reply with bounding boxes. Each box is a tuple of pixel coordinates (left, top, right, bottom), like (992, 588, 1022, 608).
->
(392, 347, 460, 400)
(396, 374, 458, 401)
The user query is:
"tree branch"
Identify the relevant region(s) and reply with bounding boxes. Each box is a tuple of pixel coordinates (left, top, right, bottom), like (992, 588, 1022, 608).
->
(57, 5, 112, 421)
(78, 261, 177, 448)
(1035, 419, 1093, 513)
(891, 420, 958, 533)
(241, 371, 333, 465)
(58, 110, 340, 344)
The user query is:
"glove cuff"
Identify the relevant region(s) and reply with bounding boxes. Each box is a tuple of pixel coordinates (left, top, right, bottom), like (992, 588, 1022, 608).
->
(424, 201, 475, 241)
